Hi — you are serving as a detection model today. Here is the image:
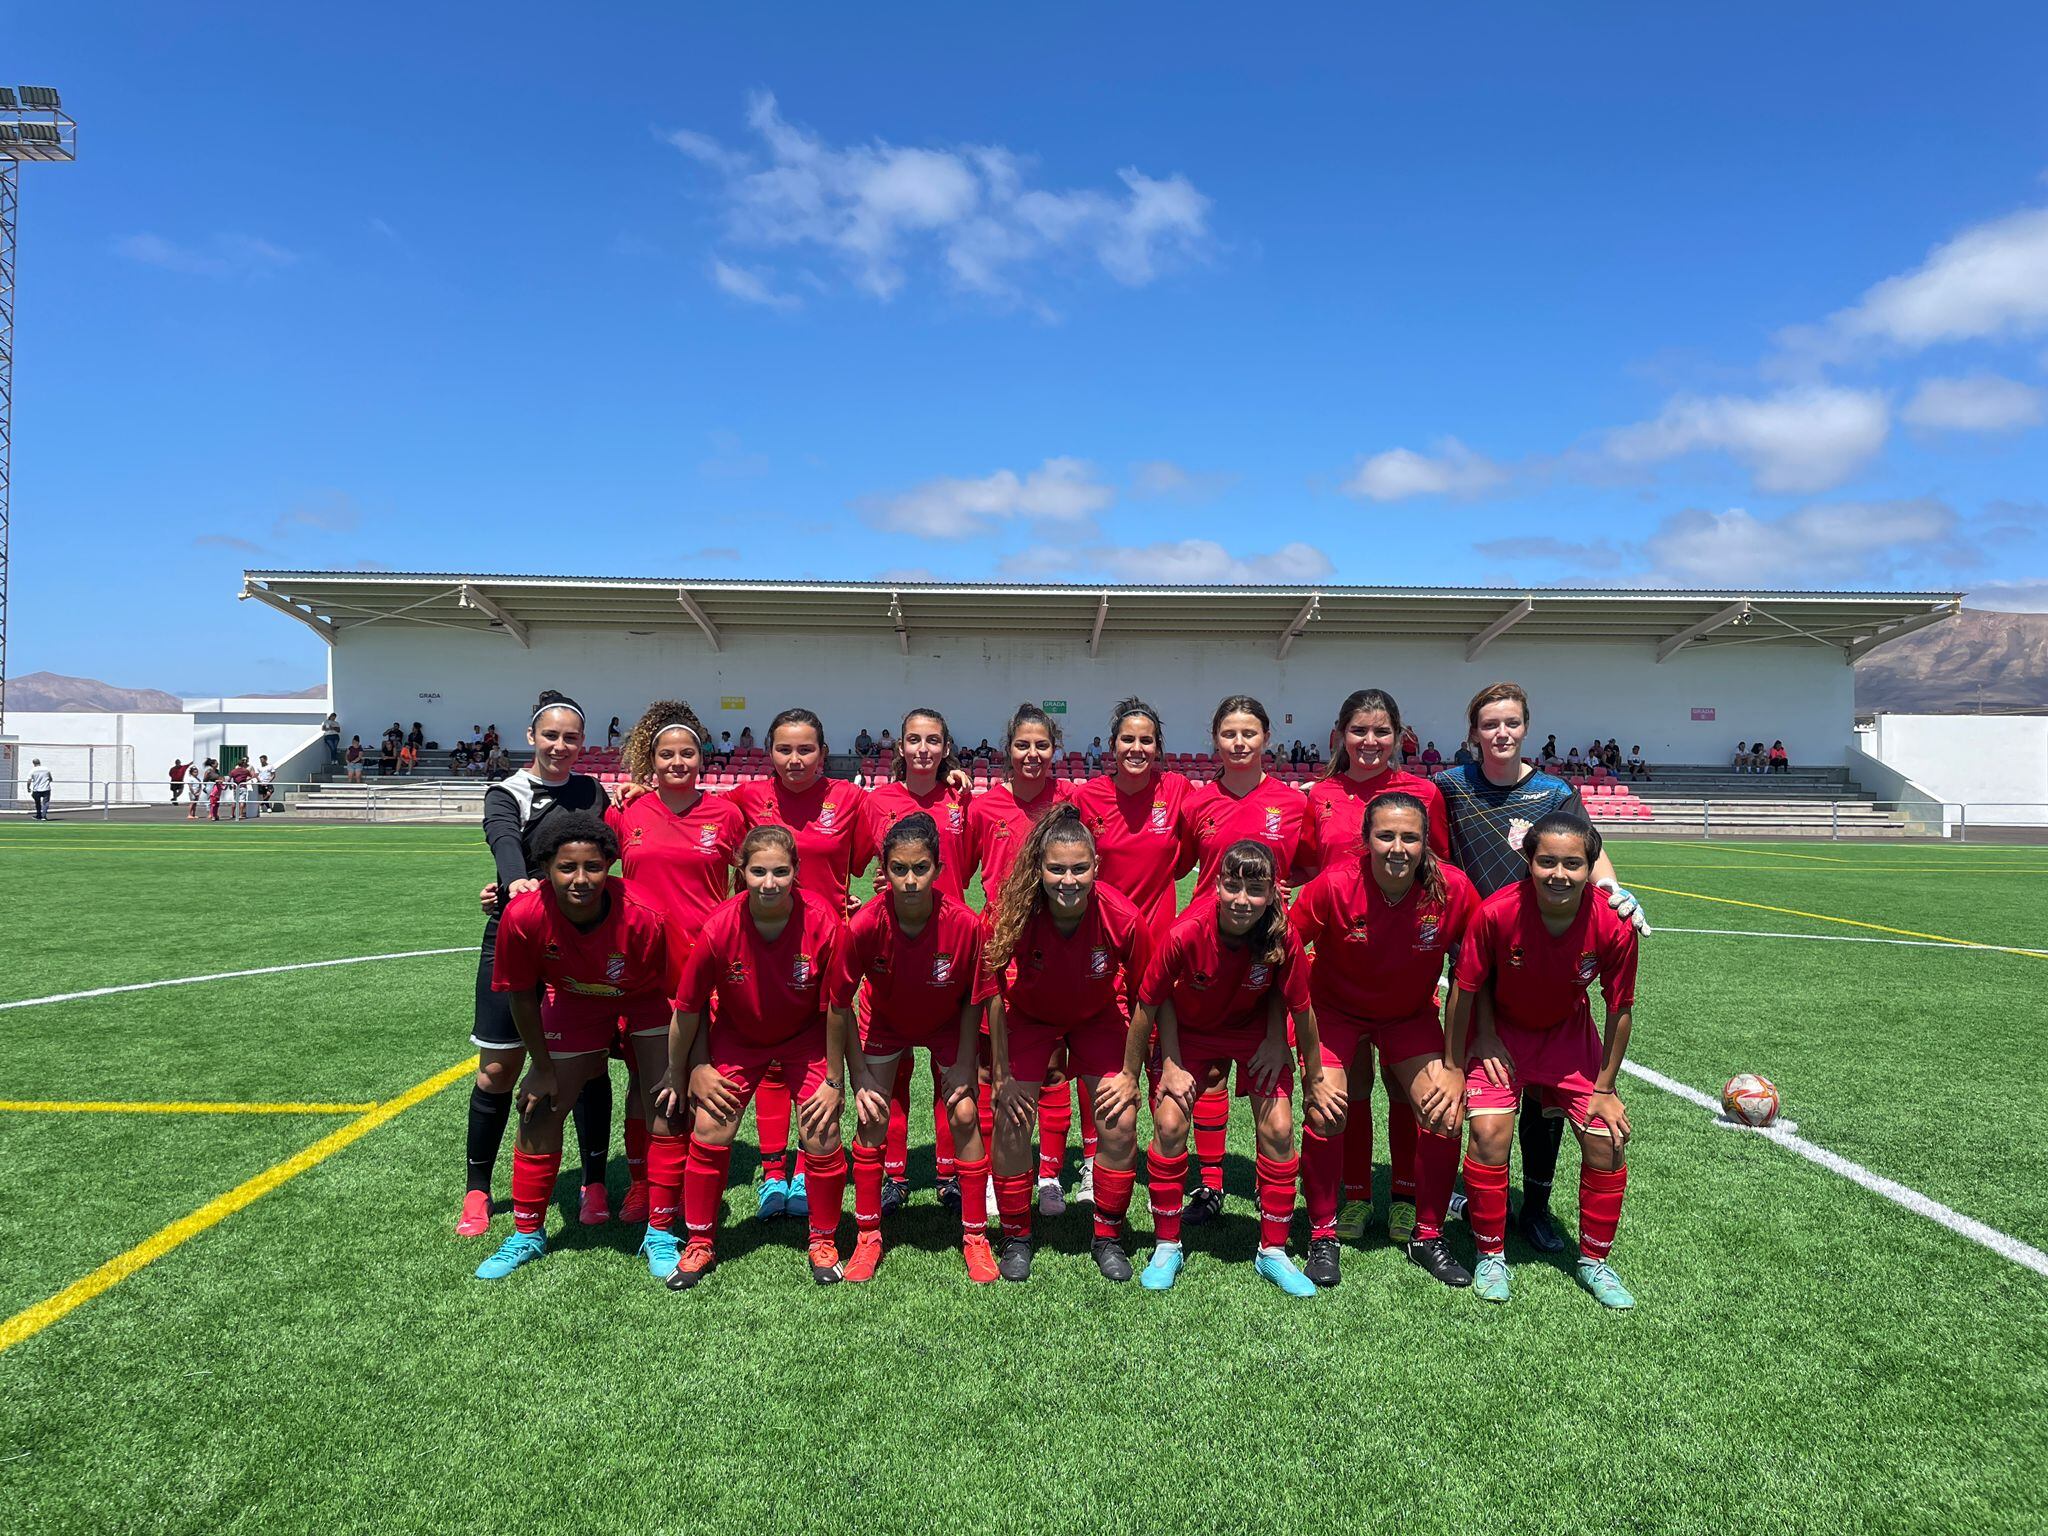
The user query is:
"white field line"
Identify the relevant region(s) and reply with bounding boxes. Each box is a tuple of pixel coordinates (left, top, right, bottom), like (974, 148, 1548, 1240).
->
(1660, 924, 2048, 957)
(1621, 1060, 2048, 1279)
(0, 948, 471, 1012)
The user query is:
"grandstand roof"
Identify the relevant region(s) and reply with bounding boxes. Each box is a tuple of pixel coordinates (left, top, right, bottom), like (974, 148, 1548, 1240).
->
(240, 570, 1961, 663)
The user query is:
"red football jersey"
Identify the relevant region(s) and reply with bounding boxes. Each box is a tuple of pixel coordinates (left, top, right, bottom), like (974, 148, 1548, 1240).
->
(606, 790, 746, 933)
(983, 882, 1150, 1024)
(674, 889, 842, 1047)
(964, 778, 1071, 902)
(728, 775, 877, 911)
(828, 888, 985, 1037)
(865, 779, 975, 903)
(1183, 777, 1310, 896)
(1139, 896, 1312, 1038)
(1453, 880, 1638, 1031)
(1298, 767, 1451, 879)
(1073, 769, 1197, 937)
(1290, 860, 1479, 1022)
(493, 877, 679, 1018)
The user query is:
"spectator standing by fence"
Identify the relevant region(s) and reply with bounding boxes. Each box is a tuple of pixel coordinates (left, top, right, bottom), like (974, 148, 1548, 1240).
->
(170, 759, 189, 803)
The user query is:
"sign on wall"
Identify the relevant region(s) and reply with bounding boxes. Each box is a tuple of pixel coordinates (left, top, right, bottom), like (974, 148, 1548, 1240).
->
(721, 696, 746, 711)
(1691, 707, 1716, 721)
(1041, 700, 1067, 714)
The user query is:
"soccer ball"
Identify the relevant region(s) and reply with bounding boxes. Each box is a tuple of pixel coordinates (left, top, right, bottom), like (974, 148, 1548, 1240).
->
(1721, 1073, 1781, 1127)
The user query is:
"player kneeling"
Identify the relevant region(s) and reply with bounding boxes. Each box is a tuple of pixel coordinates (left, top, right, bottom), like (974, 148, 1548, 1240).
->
(1448, 813, 1639, 1309)
(833, 814, 999, 1283)
(656, 825, 848, 1289)
(478, 813, 675, 1280)
(1115, 840, 1335, 1296)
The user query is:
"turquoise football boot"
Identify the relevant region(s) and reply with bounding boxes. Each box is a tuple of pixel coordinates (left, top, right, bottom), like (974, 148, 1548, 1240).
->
(1576, 1258, 1636, 1310)
(1472, 1253, 1510, 1304)
(1254, 1247, 1318, 1298)
(474, 1230, 546, 1280)
(1140, 1243, 1185, 1291)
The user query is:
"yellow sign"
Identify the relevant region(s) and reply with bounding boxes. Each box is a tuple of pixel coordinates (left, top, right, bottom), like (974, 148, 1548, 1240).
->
(720, 696, 746, 711)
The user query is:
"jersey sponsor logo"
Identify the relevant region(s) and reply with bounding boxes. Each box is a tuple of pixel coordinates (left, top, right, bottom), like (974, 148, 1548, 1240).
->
(1088, 946, 1113, 978)
(1246, 962, 1271, 989)
(1508, 944, 1525, 969)
(1263, 805, 1285, 836)
(792, 952, 816, 988)
(930, 952, 956, 986)
(1577, 950, 1599, 982)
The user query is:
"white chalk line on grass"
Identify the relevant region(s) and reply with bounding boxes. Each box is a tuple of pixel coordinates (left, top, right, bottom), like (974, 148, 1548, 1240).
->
(1622, 1059, 2048, 1279)
(1660, 924, 2048, 957)
(0, 948, 471, 1012)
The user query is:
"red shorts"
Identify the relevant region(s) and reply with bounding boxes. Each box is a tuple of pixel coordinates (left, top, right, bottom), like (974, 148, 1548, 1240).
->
(1004, 1005, 1125, 1084)
(546, 993, 668, 1057)
(859, 1006, 964, 1070)
(710, 1020, 834, 1102)
(1152, 1027, 1291, 1100)
(1315, 1006, 1444, 1073)
(1463, 1014, 1612, 1133)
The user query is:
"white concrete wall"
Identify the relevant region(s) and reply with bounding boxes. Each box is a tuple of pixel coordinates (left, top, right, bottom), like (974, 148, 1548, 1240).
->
(4, 710, 195, 803)
(1868, 714, 2048, 826)
(329, 623, 1857, 768)
(182, 697, 332, 778)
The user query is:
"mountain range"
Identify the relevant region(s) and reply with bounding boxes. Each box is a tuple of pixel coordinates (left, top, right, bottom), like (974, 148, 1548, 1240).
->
(8, 672, 325, 712)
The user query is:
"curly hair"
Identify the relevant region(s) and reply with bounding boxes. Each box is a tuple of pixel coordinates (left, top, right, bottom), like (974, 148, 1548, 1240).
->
(1214, 838, 1288, 966)
(984, 802, 1094, 970)
(1366, 791, 1448, 905)
(533, 809, 618, 868)
(622, 699, 709, 783)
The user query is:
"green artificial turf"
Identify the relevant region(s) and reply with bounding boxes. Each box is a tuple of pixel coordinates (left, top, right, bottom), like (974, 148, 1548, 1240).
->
(1, 822, 2044, 1535)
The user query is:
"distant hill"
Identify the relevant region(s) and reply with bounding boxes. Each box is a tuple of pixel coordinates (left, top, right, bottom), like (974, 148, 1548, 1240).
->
(242, 684, 329, 699)
(1854, 608, 2048, 714)
(9, 671, 183, 713)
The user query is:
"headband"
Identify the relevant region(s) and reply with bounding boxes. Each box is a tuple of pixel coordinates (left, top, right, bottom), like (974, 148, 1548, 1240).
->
(532, 697, 585, 727)
(654, 721, 701, 745)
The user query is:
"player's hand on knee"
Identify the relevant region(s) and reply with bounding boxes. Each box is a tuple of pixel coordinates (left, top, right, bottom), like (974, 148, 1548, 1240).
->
(855, 1083, 891, 1131)
(1588, 1091, 1630, 1147)
(690, 1064, 742, 1123)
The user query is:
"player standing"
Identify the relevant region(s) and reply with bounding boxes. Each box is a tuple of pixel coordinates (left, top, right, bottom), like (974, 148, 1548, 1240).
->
(474, 813, 676, 1279)
(982, 805, 1149, 1282)
(832, 814, 998, 1282)
(458, 691, 616, 1238)
(1447, 813, 1639, 1308)
(658, 825, 849, 1288)
(1434, 682, 1649, 1251)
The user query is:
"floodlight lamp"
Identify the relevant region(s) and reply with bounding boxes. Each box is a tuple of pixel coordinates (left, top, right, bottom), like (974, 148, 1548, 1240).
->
(18, 124, 59, 145)
(0, 88, 17, 109)
(18, 86, 61, 108)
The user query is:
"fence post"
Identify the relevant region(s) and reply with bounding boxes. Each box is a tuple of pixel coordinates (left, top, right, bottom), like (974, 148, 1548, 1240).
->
(1958, 803, 1968, 844)
(103, 782, 111, 821)
(1702, 799, 1711, 841)
(1830, 800, 1839, 841)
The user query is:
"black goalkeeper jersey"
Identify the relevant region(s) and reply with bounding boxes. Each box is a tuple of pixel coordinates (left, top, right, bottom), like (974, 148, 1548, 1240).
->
(1434, 762, 1586, 899)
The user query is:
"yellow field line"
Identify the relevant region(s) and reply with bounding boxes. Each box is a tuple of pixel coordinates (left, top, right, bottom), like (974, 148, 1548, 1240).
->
(1632, 883, 2048, 960)
(0, 1056, 477, 1356)
(0, 1099, 376, 1115)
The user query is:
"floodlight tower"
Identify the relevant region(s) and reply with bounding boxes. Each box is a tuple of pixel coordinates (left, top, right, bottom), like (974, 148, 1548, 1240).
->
(0, 85, 76, 743)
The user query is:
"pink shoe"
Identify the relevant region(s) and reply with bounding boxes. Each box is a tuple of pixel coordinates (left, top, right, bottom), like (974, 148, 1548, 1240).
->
(579, 1181, 611, 1226)
(619, 1179, 649, 1225)
(456, 1189, 491, 1237)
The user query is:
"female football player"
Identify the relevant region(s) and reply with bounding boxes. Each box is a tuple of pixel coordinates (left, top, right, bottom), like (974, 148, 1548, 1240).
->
(983, 804, 1149, 1283)
(459, 691, 616, 1239)
(475, 813, 677, 1280)
(1448, 813, 1639, 1308)
(657, 824, 849, 1289)
(832, 813, 997, 1283)
(1118, 839, 1333, 1296)
(604, 699, 745, 1271)
(1289, 793, 1479, 1290)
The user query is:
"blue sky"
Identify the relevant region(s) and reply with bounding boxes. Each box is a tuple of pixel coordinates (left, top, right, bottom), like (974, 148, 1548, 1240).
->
(9, 4, 2048, 693)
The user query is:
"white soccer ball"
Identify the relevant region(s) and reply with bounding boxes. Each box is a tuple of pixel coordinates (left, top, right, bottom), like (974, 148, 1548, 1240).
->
(1721, 1073, 1781, 1127)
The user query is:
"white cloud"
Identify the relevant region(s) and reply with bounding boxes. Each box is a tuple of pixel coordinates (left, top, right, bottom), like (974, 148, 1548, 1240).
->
(116, 232, 298, 277)
(1831, 205, 2048, 349)
(711, 259, 800, 311)
(1130, 459, 1235, 501)
(1604, 386, 1889, 494)
(1901, 374, 2044, 434)
(866, 457, 1112, 538)
(672, 93, 1212, 304)
(1965, 578, 2048, 612)
(1341, 438, 1507, 501)
(1642, 499, 1960, 586)
(1090, 538, 1332, 584)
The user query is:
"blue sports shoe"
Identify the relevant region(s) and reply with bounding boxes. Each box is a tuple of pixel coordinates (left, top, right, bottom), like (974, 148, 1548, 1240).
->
(756, 1178, 788, 1219)
(1473, 1253, 1510, 1304)
(474, 1230, 546, 1280)
(1576, 1258, 1636, 1310)
(1140, 1244, 1185, 1291)
(1254, 1247, 1317, 1298)
(639, 1226, 681, 1281)
(785, 1172, 809, 1219)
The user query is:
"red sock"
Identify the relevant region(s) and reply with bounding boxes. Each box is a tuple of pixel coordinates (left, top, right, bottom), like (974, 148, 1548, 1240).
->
(755, 1075, 791, 1183)
(977, 1079, 995, 1151)
(511, 1148, 560, 1235)
(957, 1154, 991, 1233)
(802, 1147, 847, 1242)
(1038, 1082, 1072, 1181)
(994, 1172, 1035, 1240)
(1255, 1152, 1297, 1250)
(623, 1114, 649, 1185)
(1387, 1095, 1419, 1203)
(1091, 1162, 1136, 1241)
(1077, 1076, 1099, 1161)
(1463, 1156, 1510, 1255)
(683, 1135, 733, 1245)
(885, 1055, 913, 1179)
(851, 1142, 886, 1232)
(931, 1060, 958, 1179)
(1147, 1147, 1188, 1245)
(1341, 1089, 1375, 1202)
(1302, 1127, 1342, 1239)
(1578, 1163, 1628, 1260)
(647, 1131, 687, 1232)
(1193, 1087, 1229, 1192)
(1412, 1128, 1458, 1242)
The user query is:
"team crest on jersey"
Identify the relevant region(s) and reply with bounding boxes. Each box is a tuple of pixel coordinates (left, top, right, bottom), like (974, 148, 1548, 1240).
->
(1508, 944, 1525, 969)
(792, 952, 816, 987)
(1247, 963, 1271, 989)
(698, 823, 719, 850)
(725, 959, 748, 985)
(1088, 946, 1113, 977)
(1415, 916, 1441, 952)
(1263, 805, 1285, 836)
(930, 952, 956, 985)
(1507, 817, 1534, 850)
(1150, 799, 1170, 832)
(1577, 951, 1599, 982)
(947, 805, 965, 833)
(818, 801, 838, 831)
(605, 952, 628, 984)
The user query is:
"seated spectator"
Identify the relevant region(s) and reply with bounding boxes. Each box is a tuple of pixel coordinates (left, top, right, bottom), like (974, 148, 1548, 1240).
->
(878, 727, 894, 754)
(408, 722, 425, 751)
(448, 744, 470, 774)
(607, 716, 623, 750)
(468, 725, 484, 750)
(1627, 747, 1650, 781)
(1399, 724, 1420, 762)
(483, 725, 500, 753)
(975, 738, 994, 762)
(486, 744, 511, 776)
(1452, 741, 1475, 765)
(1304, 742, 1321, 767)
(1289, 740, 1306, 766)
(855, 727, 876, 756)
(1541, 733, 1558, 762)
(1085, 736, 1105, 767)
(1603, 739, 1622, 771)
(1541, 742, 1565, 773)
(1733, 741, 1755, 773)
(345, 739, 365, 784)
(738, 726, 756, 749)
(378, 732, 399, 777)
(1769, 740, 1790, 773)
(1564, 746, 1586, 778)
(717, 731, 734, 762)
(1420, 741, 1442, 768)
(398, 740, 419, 775)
